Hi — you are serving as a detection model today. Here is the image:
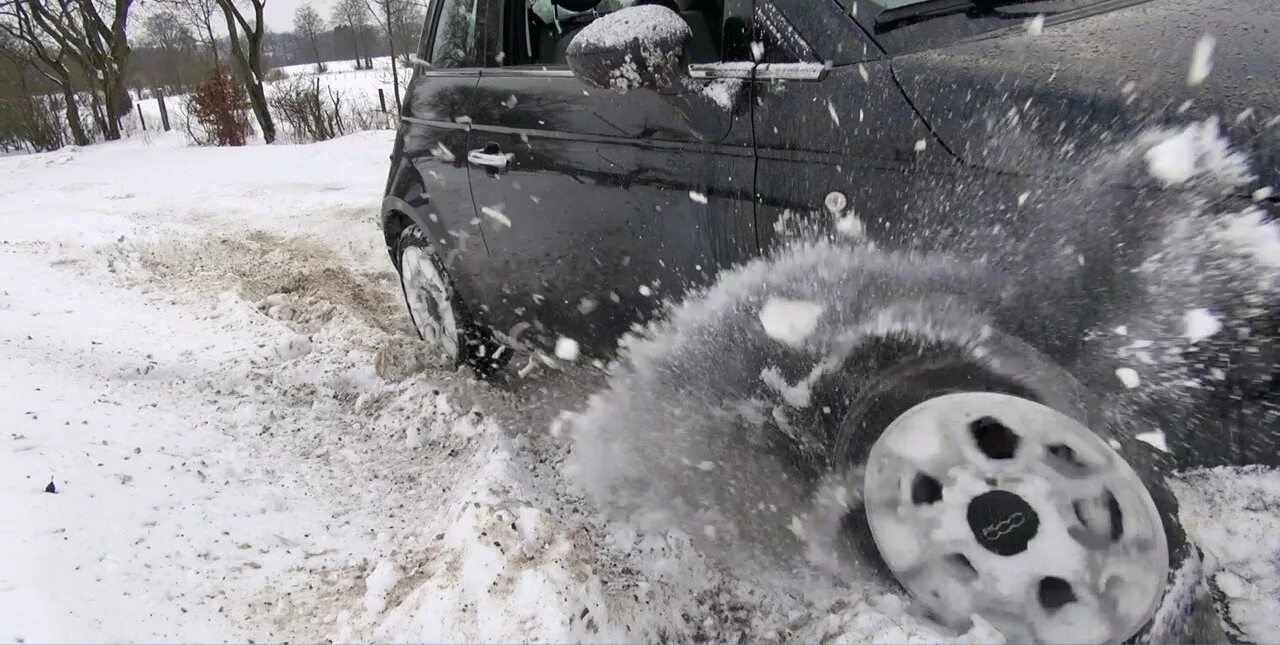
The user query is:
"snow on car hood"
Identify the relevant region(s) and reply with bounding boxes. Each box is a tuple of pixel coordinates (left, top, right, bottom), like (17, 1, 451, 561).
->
(892, 0, 1280, 195)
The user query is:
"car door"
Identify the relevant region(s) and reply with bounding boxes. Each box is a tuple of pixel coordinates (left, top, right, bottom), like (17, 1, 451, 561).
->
(391, 0, 490, 300)
(462, 0, 758, 357)
(748, 0, 953, 253)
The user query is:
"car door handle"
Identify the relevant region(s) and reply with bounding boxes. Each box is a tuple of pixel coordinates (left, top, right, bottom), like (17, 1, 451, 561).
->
(467, 148, 511, 169)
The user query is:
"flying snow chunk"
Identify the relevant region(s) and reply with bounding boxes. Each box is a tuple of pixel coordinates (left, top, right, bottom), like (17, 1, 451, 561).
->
(759, 298, 825, 346)
(1188, 35, 1216, 86)
(689, 190, 709, 204)
(1027, 14, 1045, 35)
(914, 139, 927, 152)
(1135, 430, 1170, 453)
(481, 205, 511, 228)
(554, 337, 580, 361)
(1144, 130, 1197, 185)
(1115, 367, 1141, 389)
(1184, 308, 1222, 343)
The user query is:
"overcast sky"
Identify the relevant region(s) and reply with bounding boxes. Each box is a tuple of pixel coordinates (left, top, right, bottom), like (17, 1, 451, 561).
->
(262, 0, 332, 31)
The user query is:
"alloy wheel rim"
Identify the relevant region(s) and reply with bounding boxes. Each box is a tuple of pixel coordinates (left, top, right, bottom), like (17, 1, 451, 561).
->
(400, 246, 460, 360)
(863, 392, 1168, 644)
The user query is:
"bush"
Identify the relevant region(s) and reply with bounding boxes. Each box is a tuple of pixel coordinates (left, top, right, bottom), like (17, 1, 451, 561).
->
(270, 76, 377, 143)
(0, 93, 65, 152)
(185, 67, 252, 146)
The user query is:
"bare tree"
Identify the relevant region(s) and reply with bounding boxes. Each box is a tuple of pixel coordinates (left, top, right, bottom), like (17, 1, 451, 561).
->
(0, 0, 91, 144)
(331, 0, 365, 70)
(366, 0, 423, 112)
(292, 2, 322, 72)
(142, 8, 196, 89)
(159, 0, 220, 67)
(20, 0, 136, 141)
(213, 0, 274, 143)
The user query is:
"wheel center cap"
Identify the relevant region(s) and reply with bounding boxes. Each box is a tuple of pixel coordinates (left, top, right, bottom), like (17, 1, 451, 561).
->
(967, 489, 1040, 556)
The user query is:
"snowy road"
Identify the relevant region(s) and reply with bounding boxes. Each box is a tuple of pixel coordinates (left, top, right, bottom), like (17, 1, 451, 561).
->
(1, 132, 1276, 643)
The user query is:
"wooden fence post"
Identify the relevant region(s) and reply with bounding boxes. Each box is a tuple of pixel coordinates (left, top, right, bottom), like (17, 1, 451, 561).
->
(136, 104, 146, 131)
(156, 90, 171, 132)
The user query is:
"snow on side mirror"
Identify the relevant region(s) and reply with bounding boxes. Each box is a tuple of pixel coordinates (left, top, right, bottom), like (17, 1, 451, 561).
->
(566, 5, 692, 93)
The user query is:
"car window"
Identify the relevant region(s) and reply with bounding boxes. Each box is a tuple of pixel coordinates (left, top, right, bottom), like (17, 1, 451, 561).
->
(428, 0, 486, 68)
(497, 0, 747, 68)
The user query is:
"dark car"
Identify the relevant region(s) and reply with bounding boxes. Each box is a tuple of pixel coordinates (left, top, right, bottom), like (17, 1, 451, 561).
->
(382, 0, 1276, 641)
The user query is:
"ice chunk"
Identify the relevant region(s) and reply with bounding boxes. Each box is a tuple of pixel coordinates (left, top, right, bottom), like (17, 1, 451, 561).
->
(1183, 308, 1221, 342)
(1135, 430, 1169, 453)
(1188, 35, 1216, 86)
(1115, 367, 1141, 389)
(759, 297, 824, 345)
(1145, 131, 1198, 185)
(481, 206, 511, 228)
(554, 337, 580, 361)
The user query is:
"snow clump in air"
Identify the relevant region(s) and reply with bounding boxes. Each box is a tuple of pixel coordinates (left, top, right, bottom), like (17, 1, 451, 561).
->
(1183, 308, 1221, 342)
(1115, 367, 1141, 389)
(1143, 118, 1252, 187)
(1188, 35, 1216, 86)
(553, 337, 580, 361)
(759, 297, 825, 346)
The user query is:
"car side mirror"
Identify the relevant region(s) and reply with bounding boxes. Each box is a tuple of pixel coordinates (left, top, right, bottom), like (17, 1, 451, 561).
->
(566, 5, 692, 93)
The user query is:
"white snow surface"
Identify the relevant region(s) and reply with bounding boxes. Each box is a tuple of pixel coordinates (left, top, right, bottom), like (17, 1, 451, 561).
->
(1171, 467, 1280, 643)
(2, 132, 1277, 644)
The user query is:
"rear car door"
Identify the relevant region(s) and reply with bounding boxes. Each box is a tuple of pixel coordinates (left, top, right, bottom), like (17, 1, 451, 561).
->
(390, 0, 489, 301)
(463, 0, 757, 356)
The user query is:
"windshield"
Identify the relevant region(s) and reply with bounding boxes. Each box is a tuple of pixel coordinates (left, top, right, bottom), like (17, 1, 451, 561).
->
(841, 0, 1129, 55)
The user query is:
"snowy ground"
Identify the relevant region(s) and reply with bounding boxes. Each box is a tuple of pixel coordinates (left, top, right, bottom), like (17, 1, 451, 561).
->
(1, 132, 1277, 644)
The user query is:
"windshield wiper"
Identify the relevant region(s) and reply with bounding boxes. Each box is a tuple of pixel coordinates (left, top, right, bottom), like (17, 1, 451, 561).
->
(875, 0, 1036, 30)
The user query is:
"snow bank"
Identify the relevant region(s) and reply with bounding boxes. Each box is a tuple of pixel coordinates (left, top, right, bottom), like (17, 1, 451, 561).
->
(1171, 467, 1280, 643)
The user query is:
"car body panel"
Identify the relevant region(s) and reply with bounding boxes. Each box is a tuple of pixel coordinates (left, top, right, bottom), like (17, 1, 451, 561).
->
(462, 70, 758, 354)
(890, 0, 1280, 192)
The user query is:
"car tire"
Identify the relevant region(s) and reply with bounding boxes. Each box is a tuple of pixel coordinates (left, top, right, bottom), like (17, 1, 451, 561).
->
(811, 321, 1219, 644)
(396, 224, 508, 376)
(570, 244, 1224, 643)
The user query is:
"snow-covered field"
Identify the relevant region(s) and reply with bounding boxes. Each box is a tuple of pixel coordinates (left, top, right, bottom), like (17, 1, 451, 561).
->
(1, 131, 1277, 644)
(130, 56, 405, 144)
